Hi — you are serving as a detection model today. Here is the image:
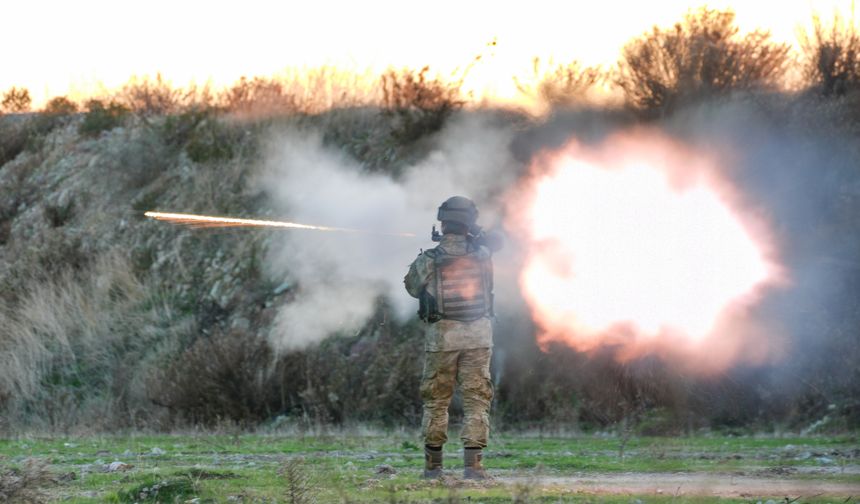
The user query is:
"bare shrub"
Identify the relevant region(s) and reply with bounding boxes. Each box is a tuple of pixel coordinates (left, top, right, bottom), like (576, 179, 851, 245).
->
(117, 74, 182, 116)
(148, 328, 279, 426)
(616, 7, 790, 116)
(148, 304, 423, 430)
(42, 96, 77, 116)
(496, 342, 691, 433)
(800, 11, 860, 96)
(221, 76, 297, 119)
(1, 87, 31, 113)
(271, 309, 423, 428)
(381, 66, 464, 143)
(117, 74, 214, 117)
(110, 76, 244, 169)
(0, 459, 53, 503)
(515, 57, 603, 109)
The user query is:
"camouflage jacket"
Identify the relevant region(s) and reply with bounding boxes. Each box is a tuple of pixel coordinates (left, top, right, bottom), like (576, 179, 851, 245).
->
(404, 234, 493, 352)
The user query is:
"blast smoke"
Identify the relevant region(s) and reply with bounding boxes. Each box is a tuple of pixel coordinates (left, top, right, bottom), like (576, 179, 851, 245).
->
(258, 95, 860, 397)
(665, 98, 860, 389)
(259, 115, 519, 350)
(505, 97, 860, 382)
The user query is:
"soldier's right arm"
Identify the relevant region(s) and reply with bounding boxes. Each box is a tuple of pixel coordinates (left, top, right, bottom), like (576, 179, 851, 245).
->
(404, 251, 434, 299)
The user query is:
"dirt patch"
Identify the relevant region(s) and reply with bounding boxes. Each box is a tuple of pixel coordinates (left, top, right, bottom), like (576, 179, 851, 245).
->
(499, 472, 860, 498)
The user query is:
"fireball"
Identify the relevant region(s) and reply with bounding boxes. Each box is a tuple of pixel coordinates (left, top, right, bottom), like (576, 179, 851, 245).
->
(507, 132, 784, 370)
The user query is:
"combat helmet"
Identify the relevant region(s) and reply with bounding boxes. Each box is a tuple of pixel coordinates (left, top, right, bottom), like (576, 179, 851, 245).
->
(437, 196, 478, 227)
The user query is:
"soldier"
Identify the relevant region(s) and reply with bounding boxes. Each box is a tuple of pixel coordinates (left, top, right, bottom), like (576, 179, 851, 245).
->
(404, 196, 502, 480)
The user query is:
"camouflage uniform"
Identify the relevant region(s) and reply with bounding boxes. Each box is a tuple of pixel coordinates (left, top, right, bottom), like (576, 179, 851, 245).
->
(404, 233, 494, 448)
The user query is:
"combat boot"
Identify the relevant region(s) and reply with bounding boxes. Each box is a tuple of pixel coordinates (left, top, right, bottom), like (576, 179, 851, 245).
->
(463, 447, 488, 480)
(423, 445, 443, 478)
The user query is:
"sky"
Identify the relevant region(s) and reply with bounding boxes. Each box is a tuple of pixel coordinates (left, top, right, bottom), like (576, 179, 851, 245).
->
(2, 0, 856, 107)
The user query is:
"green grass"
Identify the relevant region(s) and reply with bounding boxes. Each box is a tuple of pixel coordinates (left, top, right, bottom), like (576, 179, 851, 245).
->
(0, 432, 857, 502)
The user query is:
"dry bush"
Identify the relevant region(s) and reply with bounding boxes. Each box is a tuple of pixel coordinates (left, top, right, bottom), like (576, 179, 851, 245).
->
(0, 252, 187, 431)
(117, 74, 182, 116)
(800, 12, 860, 96)
(515, 57, 603, 109)
(495, 342, 692, 433)
(1, 87, 31, 113)
(221, 76, 298, 119)
(106, 79, 237, 164)
(148, 328, 279, 426)
(270, 309, 423, 428)
(617, 7, 790, 116)
(381, 66, 464, 143)
(116, 74, 214, 116)
(147, 302, 424, 429)
(221, 68, 378, 120)
(42, 96, 77, 116)
(0, 459, 53, 503)
(102, 76, 249, 171)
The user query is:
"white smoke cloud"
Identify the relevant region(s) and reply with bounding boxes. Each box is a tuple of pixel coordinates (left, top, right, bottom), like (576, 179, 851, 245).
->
(256, 98, 860, 383)
(259, 114, 519, 351)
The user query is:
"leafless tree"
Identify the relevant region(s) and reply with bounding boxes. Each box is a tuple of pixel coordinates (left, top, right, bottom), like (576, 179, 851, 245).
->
(616, 8, 790, 116)
(799, 11, 860, 96)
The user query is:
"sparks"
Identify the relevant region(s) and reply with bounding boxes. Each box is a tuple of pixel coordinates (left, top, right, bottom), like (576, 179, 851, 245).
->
(144, 211, 416, 237)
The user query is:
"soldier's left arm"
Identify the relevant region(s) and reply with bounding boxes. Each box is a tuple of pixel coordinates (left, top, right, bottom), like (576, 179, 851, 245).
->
(404, 252, 434, 299)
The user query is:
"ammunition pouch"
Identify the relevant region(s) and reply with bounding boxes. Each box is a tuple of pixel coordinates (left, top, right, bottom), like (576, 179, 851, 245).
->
(418, 290, 442, 323)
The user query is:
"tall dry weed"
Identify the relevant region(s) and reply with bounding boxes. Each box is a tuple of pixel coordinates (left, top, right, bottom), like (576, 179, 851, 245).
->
(381, 66, 464, 143)
(0, 252, 190, 431)
(515, 57, 603, 110)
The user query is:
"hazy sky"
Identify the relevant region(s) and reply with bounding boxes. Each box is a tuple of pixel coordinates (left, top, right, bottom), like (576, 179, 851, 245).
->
(3, 0, 855, 106)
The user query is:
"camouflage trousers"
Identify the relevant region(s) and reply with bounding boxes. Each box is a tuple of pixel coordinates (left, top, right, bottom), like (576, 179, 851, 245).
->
(420, 348, 493, 448)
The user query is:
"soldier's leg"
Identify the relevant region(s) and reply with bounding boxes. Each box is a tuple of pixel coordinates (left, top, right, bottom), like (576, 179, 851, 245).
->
(420, 351, 459, 448)
(457, 347, 493, 479)
(457, 347, 493, 448)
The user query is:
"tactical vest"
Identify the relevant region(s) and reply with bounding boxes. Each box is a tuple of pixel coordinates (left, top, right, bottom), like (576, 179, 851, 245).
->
(432, 246, 493, 322)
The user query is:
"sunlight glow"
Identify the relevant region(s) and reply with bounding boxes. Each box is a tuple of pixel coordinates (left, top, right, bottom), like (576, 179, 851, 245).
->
(2, 0, 855, 107)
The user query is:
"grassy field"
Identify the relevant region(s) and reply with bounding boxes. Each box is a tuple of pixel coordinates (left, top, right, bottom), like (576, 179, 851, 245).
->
(1, 431, 858, 503)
